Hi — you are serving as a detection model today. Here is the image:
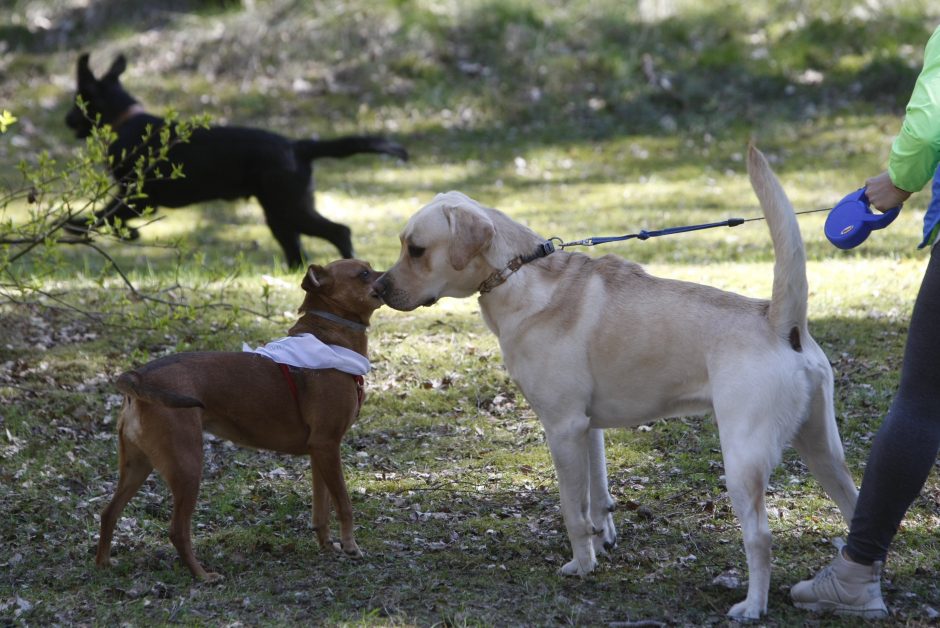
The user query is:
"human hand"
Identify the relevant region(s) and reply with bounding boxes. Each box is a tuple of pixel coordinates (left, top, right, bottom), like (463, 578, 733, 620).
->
(864, 171, 911, 211)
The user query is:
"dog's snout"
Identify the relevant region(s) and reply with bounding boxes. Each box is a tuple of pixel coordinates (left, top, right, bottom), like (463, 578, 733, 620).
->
(372, 275, 389, 296)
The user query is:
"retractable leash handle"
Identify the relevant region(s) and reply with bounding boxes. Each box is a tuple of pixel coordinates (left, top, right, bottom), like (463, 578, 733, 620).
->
(824, 188, 901, 249)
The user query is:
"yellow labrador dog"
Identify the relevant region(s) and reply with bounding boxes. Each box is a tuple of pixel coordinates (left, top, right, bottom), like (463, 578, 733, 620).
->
(374, 146, 858, 619)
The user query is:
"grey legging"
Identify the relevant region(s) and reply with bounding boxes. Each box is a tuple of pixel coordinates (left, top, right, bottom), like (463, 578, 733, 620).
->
(846, 245, 940, 564)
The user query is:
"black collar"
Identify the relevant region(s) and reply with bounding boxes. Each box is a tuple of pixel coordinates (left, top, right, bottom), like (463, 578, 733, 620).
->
(110, 103, 147, 131)
(310, 310, 369, 332)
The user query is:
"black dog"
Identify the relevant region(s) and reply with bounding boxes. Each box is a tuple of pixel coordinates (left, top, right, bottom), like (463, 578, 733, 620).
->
(64, 53, 408, 267)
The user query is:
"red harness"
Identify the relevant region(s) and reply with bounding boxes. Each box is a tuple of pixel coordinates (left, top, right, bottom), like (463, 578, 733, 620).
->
(277, 363, 365, 415)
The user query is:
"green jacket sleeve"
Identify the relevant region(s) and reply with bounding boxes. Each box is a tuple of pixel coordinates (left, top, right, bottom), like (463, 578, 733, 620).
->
(888, 25, 940, 193)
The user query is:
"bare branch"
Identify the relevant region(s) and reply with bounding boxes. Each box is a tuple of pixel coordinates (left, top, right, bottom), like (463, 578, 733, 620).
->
(78, 240, 140, 296)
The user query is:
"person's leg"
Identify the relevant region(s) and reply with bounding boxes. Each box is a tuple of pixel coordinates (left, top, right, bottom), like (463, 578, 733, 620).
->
(792, 245, 940, 616)
(846, 245, 940, 563)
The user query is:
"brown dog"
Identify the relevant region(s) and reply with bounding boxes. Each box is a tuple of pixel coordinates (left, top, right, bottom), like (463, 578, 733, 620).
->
(96, 259, 383, 581)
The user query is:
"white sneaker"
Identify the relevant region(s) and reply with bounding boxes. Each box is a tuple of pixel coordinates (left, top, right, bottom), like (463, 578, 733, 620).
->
(791, 540, 888, 619)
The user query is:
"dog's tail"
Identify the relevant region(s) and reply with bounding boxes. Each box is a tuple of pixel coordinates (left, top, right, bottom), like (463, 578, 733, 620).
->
(747, 144, 808, 352)
(294, 136, 409, 162)
(116, 371, 205, 408)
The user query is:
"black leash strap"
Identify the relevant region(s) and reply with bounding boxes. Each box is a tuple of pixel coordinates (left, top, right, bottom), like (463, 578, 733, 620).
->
(479, 206, 835, 295)
(551, 207, 831, 249)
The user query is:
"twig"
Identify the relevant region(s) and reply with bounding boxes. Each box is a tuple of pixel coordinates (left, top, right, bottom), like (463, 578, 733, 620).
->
(0, 236, 93, 245)
(3, 211, 86, 265)
(79, 240, 140, 296)
(391, 478, 554, 498)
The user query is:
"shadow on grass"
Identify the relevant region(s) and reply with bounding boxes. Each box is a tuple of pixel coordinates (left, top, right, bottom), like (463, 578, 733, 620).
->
(3, 291, 937, 625)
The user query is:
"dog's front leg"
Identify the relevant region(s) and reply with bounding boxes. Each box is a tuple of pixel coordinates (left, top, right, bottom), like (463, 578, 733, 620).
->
(588, 428, 617, 556)
(65, 195, 140, 239)
(309, 457, 333, 550)
(309, 443, 362, 558)
(542, 413, 597, 576)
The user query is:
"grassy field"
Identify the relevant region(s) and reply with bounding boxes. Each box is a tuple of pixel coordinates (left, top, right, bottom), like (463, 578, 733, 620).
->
(2, 0, 940, 625)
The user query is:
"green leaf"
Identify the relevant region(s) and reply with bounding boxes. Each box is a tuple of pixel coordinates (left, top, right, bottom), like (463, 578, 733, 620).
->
(0, 109, 17, 132)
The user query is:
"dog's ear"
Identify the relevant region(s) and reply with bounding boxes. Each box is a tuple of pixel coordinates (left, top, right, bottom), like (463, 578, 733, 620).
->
(77, 52, 94, 85)
(301, 264, 332, 292)
(104, 55, 127, 81)
(443, 205, 494, 271)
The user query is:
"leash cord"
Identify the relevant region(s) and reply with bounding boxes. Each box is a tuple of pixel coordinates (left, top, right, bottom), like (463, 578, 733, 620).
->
(551, 206, 833, 249)
(480, 205, 835, 294)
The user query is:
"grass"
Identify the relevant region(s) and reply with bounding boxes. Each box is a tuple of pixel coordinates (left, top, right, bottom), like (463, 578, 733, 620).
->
(3, 0, 940, 625)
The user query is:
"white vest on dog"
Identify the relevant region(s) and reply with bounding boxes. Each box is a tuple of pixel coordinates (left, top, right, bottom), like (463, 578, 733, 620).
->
(242, 333, 370, 375)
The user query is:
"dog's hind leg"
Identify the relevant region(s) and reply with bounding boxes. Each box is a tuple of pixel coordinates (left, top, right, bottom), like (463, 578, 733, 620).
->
(791, 363, 858, 523)
(65, 196, 141, 240)
(588, 428, 617, 556)
(713, 392, 781, 619)
(283, 197, 355, 260)
(259, 194, 353, 267)
(267, 221, 306, 269)
(150, 412, 220, 581)
(718, 437, 774, 619)
(293, 212, 354, 260)
(166, 479, 218, 581)
(96, 418, 153, 569)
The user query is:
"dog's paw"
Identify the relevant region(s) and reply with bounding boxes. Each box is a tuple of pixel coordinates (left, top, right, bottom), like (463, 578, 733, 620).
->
(591, 517, 618, 557)
(558, 556, 596, 577)
(727, 599, 764, 621)
(377, 140, 409, 162)
(592, 535, 616, 557)
(329, 539, 364, 558)
(203, 572, 224, 584)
